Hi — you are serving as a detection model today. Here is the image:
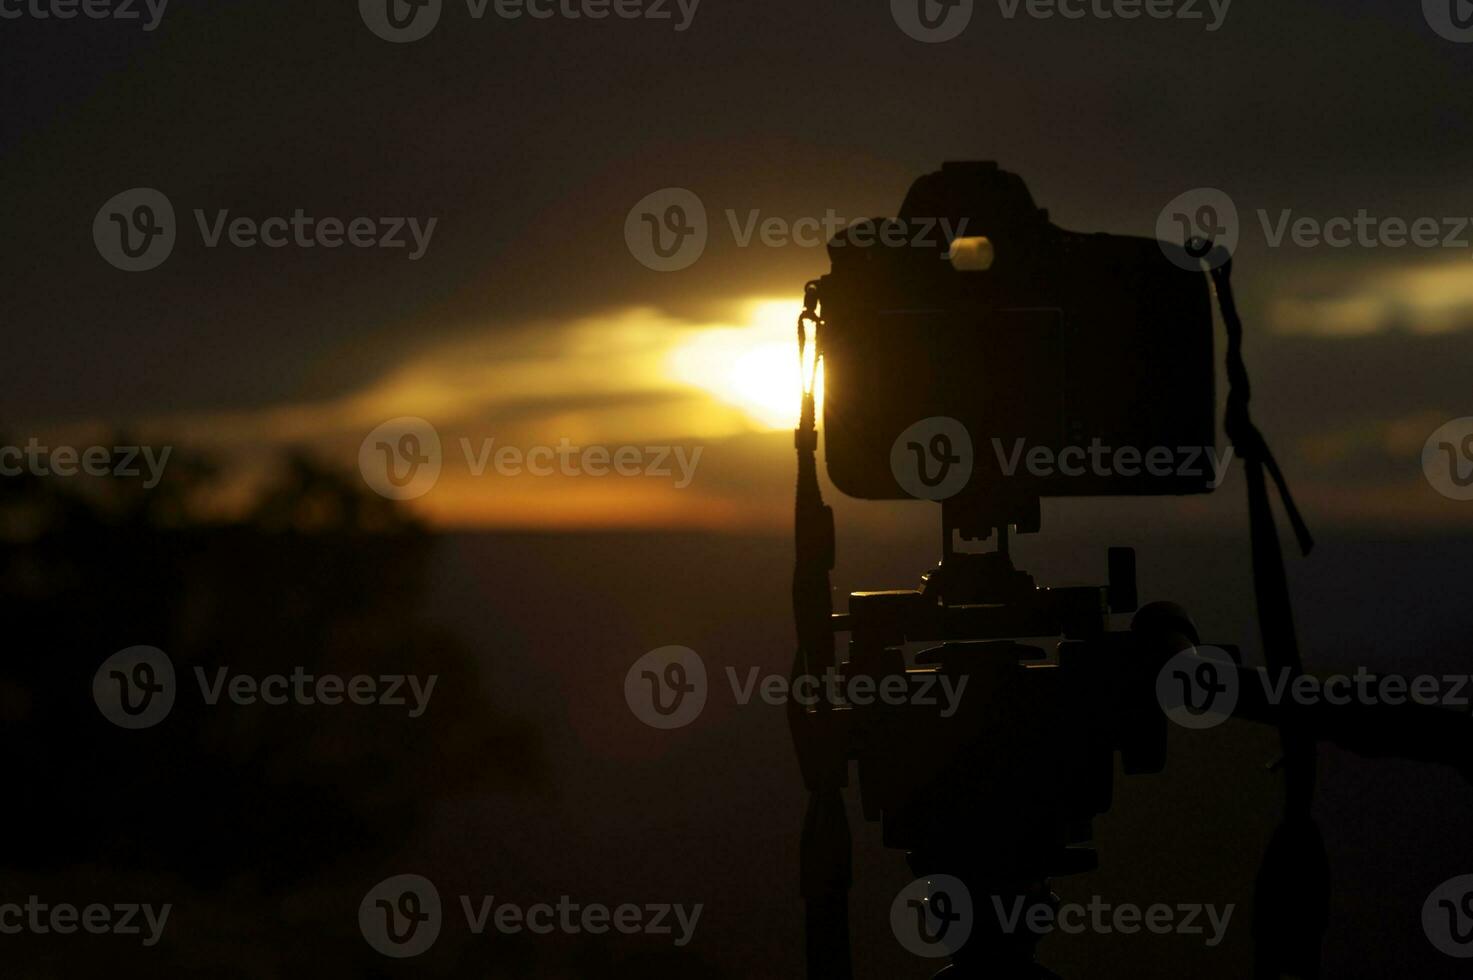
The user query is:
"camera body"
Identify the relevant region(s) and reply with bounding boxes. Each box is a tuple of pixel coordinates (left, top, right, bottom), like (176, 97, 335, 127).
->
(818, 162, 1217, 510)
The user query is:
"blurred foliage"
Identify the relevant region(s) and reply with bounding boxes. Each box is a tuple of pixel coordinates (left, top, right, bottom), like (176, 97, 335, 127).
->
(0, 443, 545, 975)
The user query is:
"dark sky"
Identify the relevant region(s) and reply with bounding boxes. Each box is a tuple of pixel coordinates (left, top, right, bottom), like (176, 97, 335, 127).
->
(4, 0, 1472, 526)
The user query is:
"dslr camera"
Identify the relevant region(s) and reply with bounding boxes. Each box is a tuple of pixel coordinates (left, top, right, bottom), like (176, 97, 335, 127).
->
(817, 161, 1217, 529)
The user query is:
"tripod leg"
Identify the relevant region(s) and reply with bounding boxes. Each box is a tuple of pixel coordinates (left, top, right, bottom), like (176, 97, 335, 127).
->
(802, 787, 854, 979)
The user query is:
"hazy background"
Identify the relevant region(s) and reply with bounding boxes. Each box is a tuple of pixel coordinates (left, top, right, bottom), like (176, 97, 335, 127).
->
(3, 0, 1472, 975)
(4, 0, 1473, 532)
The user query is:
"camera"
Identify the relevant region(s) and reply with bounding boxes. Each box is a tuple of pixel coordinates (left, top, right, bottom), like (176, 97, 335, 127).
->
(790, 165, 1455, 980)
(817, 162, 1217, 514)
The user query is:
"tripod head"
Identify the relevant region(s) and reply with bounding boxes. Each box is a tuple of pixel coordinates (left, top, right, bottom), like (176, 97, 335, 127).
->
(796, 508, 1201, 978)
(792, 506, 1473, 978)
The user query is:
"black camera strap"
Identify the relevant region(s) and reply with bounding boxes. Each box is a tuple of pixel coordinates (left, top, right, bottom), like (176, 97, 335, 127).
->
(790, 281, 852, 980)
(1209, 258, 1327, 980)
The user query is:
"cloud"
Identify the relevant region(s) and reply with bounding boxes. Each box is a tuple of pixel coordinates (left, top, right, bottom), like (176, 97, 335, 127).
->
(86, 299, 791, 452)
(1269, 257, 1473, 336)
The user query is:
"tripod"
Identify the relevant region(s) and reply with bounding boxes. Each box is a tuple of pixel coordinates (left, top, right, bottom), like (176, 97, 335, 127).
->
(788, 257, 1470, 978)
(795, 494, 1201, 979)
(790, 503, 1473, 978)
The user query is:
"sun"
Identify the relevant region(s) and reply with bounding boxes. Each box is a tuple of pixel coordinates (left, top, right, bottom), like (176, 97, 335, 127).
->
(664, 299, 823, 431)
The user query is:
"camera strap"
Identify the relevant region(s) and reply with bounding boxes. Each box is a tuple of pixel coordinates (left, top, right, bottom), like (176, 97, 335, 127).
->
(1211, 256, 1315, 765)
(1209, 259, 1328, 979)
(792, 280, 834, 686)
(790, 280, 852, 980)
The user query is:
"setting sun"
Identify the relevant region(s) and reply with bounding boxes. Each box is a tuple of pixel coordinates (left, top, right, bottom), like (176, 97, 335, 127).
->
(665, 299, 823, 430)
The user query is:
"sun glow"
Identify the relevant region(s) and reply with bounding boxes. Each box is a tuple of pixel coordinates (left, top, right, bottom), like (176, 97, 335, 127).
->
(665, 299, 823, 431)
